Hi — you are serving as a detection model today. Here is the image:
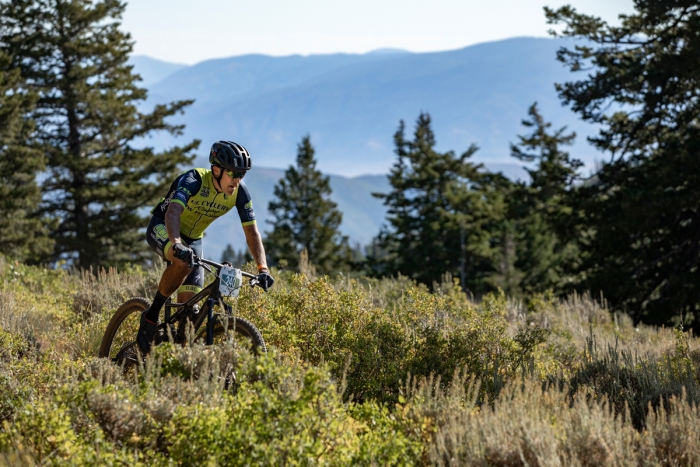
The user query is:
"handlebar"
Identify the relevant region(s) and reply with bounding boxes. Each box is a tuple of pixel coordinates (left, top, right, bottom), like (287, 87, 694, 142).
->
(190, 254, 259, 284)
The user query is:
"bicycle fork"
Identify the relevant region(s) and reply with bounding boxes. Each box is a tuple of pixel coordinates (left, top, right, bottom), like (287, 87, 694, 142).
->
(203, 298, 236, 346)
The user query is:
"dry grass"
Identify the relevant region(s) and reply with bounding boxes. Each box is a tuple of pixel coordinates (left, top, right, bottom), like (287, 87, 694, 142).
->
(2, 258, 700, 465)
(0, 285, 30, 336)
(403, 373, 700, 466)
(71, 264, 163, 318)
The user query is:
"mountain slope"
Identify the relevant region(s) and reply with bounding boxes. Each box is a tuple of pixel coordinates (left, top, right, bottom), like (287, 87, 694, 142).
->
(139, 37, 596, 176)
(129, 55, 187, 87)
(132, 37, 593, 260)
(147, 52, 409, 105)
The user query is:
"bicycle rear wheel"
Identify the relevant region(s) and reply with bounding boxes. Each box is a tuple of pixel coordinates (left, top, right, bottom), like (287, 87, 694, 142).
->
(98, 297, 150, 369)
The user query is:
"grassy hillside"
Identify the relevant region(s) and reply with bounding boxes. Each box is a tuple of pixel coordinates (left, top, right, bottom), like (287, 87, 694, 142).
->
(1, 257, 700, 465)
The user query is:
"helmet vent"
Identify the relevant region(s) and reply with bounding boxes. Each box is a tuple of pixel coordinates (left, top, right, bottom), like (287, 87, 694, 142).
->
(209, 140, 251, 171)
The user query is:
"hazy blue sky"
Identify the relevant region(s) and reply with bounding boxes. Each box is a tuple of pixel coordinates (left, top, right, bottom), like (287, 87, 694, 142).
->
(122, 0, 635, 64)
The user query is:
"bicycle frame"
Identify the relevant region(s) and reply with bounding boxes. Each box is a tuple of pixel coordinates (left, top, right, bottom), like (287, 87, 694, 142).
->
(160, 257, 257, 345)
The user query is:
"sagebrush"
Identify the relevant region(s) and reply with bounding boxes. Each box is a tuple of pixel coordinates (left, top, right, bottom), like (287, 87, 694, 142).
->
(1, 258, 699, 465)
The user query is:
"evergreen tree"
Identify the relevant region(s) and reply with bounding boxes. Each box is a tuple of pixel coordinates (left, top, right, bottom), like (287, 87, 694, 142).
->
(511, 103, 581, 205)
(483, 219, 524, 296)
(0, 0, 198, 268)
(506, 103, 582, 294)
(547, 2, 700, 328)
(0, 50, 53, 262)
(266, 135, 352, 274)
(220, 243, 251, 268)
(221, 243, 236, 264)
(373, 113, 506, 292)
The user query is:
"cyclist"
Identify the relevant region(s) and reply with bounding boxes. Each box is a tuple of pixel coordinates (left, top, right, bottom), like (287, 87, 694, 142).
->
(137, 140, 274, 354)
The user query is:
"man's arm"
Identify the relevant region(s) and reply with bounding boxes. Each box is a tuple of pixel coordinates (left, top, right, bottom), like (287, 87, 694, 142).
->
(243, 223, 268, 271)
(164, 169, 201, 251)
(165, 202, 185, 247)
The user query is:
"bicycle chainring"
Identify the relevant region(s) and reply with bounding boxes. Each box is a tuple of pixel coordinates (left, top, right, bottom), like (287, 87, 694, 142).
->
(114, 341, 139, 366)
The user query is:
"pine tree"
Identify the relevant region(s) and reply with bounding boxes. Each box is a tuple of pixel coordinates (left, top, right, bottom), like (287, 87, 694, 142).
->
(373, 113, 506, 291)
(220, 243, 250, 268)
(266, 135, 351, 274)
(547, 2, 700, 328)
(484, 220, 524, 296)
(510, 103, 581, 205)
(0, 50, 53, 262)
(506, 103, 582, 294)
(0, 0, 198, 268)
(221, 244, 236, 264)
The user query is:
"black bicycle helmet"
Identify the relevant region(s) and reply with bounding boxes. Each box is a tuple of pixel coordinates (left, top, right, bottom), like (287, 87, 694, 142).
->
(209, 141, 252, 171)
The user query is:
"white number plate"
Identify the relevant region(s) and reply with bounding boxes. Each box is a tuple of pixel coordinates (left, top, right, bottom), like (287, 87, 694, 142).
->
(219, 265, 243, 297)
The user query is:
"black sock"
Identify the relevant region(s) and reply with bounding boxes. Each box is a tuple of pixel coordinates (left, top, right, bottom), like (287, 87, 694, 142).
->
(146, 290, 168, 322)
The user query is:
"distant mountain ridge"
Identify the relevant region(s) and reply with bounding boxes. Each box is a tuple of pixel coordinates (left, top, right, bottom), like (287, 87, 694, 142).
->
(129, 55, 187, 87)
(136, 37, 597, 178)
(132, 37, 598, 261)
(365, 48, 411, 55)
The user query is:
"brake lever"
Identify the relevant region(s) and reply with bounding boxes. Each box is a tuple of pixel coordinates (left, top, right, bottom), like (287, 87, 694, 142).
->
(250, 277, 272, 292)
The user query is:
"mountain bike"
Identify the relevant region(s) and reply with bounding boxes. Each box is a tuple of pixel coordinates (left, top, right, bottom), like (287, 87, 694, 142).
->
(98, 255, 267, 370)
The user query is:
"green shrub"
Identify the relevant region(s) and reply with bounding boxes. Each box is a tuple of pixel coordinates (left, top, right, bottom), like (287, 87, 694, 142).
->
(1, 401, 80, 463)
(239, 275, 547, 403)
(349, 401, 422, 466)
(4, 257, 700, 465)
(0, 328, 37, 424)
(1, 343, 423, 465)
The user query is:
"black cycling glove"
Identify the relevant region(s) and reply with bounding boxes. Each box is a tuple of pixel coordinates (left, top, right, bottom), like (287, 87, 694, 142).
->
(256, 271, 275, 291)
(172, 243, 194, 265)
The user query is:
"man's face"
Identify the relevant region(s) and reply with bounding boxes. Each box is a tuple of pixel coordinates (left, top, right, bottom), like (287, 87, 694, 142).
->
(215, 167, 244, 195)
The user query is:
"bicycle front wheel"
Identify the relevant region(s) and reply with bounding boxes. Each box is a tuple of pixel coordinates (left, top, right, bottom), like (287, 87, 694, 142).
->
(200, 316, 267, 354)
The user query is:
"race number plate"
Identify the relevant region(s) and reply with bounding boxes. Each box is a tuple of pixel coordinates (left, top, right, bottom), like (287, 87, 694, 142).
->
(219, 265, 243, 297)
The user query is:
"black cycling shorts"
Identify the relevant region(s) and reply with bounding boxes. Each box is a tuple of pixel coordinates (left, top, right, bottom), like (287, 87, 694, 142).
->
(145, 215, 204, 294)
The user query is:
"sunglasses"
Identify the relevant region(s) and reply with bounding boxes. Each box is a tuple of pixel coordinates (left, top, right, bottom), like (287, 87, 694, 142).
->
(225, 169, 246, 179)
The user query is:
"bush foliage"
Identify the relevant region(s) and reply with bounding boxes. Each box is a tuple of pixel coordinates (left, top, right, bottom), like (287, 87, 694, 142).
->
(2, 257, 700, 465)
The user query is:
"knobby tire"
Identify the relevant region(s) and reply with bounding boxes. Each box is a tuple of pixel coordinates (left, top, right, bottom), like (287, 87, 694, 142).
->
(206, 316, 267, 354)
(99, 297, 267, 368)
(98, 297, 150, 360)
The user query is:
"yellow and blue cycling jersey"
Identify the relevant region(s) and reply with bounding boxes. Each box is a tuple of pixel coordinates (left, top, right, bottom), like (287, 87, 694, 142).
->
(151, 168, 256, 239)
